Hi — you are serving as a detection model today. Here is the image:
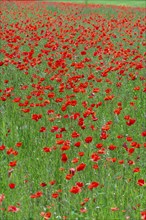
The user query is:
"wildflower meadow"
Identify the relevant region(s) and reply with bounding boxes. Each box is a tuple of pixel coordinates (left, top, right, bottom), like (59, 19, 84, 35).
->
(0, 1, 146, 220)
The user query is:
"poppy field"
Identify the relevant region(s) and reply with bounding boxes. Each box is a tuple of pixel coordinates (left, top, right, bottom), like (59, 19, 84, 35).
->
(0, 1, 146, 220)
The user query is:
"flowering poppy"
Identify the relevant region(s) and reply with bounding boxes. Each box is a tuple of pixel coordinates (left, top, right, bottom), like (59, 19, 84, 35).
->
(141, 131, 146, 137)
(80, 208, 87, 213)
(76, 182, 84, 188)
(70, 186, 81, 194)
(52, 193, 59, 198)
(16, 142, 22, 147)
(133, 167, 140, 173)
(40, 212, 51, 219)
(74, 142, 81, 147)
(9, 183, 16, 189)
(8, 206, 20, 212)
(72, 131, 80, 138)
(88, 182, 99, 190)
(141, 211, 146, 220)
(0, 194, 5, 205)
(76, 163, 86, 172)
(85, 136, 92, 143)
(39, 127, 46, 132)
(9, 161, 17, 167)
(43, 147, 51, 153)
(137, 179, 145, 186)
(108, 145, 117, 150)
(0, 145, 6, 151)
(30, 191, 43, 198)
(126, 118, 136, 126)
(40, 182, 47, 187)
(61, 153, 68, 162)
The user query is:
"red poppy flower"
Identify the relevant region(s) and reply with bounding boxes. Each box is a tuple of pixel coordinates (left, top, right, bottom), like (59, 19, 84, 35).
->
(126, 136, 133, 142)
(0, 194, 5, 205)
(9, 161, 17, 167)
(74, 142, 81, 147)
(88, 181, 99, 190)
(80, 208, 87, 213)
(32, 114, 42, 122)
(61, 145, 70, 151)
(69, 168, 76, 175)
(40, 212, 51, 219)
(96, 143, 103, 149)
(76, 182, 84, 188)
(137, 179, 145, 186)
(39, 127, 46, 132)
(141, 211, 146, 220)
(72, 131, 80, 138)
(9, 183, 15, 189)
(30, 191, 43, 198)
(78, 152, 84, 157)
(91, 153, 100, 162)
(0, 145, 6, 151)
(141, 131, 146, 137)
(52, 193, 59, 198)
(85, 136, 92, 143)
(49, 180, 56, 185)
(72, 157, 79, 163)
(70, 186, 81, 194)
(126, 118, 136, 126)
(133, 167, 140, 173)
(80, 51, 86, 55)
(8, 206, 19, 212)
(76, 163, 86, 171)
(66, 173, 73, 180)
(40, 182, 47, 187)
(16, 142, 22, 147)
(61, 153, 68, 163)
(100, 131, 109, 140)
(108, 145, 117, 150)
(43, 147, 51, 153)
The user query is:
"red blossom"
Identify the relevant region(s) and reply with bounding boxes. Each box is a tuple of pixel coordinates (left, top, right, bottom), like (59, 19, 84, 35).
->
(141, 131, 146, 137)
(0, 145, 6, 150)
(40, 182, 47, 187)
(43, 147, 51, 153)
(52, 193, 59, 198)
(61, 153, 68, 163)
(39, 127, 46, 132)
(69, 168, 76, 175)
(137, 179, 145, 186)
(126, 118, 136, 126)
(88, 181, 99, 190)
(80, 208, 87, 213)
(133, 167, 140, 173)
(8, 206, 20, 212)
(108, 145, 117, 150)
(72, 131, 80, 138)
(30, 191, 43, 198)
(76, 163, 86, 172)
(85, 136, 92, 143)
(40, 212, 51, 219)
(0, 194, 5, 205)
(70, 186, 81, 194)
(9, 161, 17, 167)
(9, 183, 16, 189)
(141, 211, 146, 220)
